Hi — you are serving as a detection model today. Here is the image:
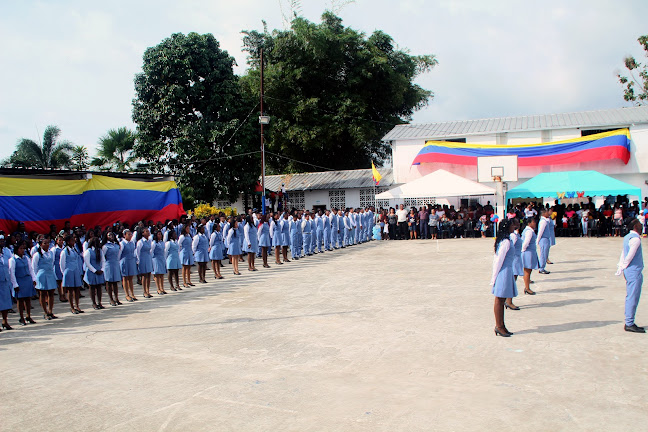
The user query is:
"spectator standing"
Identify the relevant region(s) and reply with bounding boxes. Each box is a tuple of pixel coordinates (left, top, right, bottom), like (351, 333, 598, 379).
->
(418, 207, 429, 239)
(396, 205, 408, 240)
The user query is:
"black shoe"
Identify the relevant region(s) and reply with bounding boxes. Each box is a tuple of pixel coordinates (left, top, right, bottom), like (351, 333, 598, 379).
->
(494, 327, 511, 337)
(18, 318, 26, 326)
(538, 270, 550, 274)
(2, 323, 13, 330)
(26, 317, 36, 324)
(116, 301, 122, 305)
(624, 324, 646, 333)
(505, 303, 520, 311)
(49, 314, 58, 319)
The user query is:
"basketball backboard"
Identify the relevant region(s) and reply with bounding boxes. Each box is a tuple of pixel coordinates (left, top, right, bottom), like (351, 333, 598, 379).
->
(477, 155, 518, 182)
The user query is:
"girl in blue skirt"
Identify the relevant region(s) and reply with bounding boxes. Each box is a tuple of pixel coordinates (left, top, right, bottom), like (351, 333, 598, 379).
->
(120, 230, 138, 302)
(152, 230, 168, 295)
(192, 225, 209, 283)
(521, 217, 539, 295)
(209, 223, 224, 279)
(10, 240, 37, 325)
(32, 237, 58, 320)
(226, 217, 242, 275)
(490, 219, 517, 337)
(53, 235, 67, 303)
(243, 215, 257, 270)
(0, 239, 13, 330)
(136, 228, 154, 298)
(270, 213, 283, 265)
(84, 237, 105, 310)
(60, 234, 84, 314)
(102, 231, 122, 306)
(506, 218, 523, 311)
(178, 225, 194, 288)
(258, 214, 272, 268)
(165, 230, 181, 291)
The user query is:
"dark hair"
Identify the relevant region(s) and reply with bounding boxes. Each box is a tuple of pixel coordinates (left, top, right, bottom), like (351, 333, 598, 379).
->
(628, 218, 642, 232)
(167, 229, 177, 241)
(525, 217, 535, 225)
(494, 219, 511, 253)
(64, 234, 74, 253)
(90, 237, 101, 262)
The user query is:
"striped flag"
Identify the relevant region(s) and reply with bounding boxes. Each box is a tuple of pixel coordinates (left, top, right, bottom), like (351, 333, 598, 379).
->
(371, 161, 382, 185)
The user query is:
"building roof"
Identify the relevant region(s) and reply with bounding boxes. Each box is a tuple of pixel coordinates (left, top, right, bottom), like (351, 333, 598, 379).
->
(0, 168, 175, 182)
(263, 168, 394, 192)
(382, 106, 648, 141)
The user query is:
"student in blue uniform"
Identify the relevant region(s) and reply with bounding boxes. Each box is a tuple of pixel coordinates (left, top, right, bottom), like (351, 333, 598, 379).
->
(136, 228, 154, 298)
(520, 217, 539, 295)
(84, 237, 106, 310)
(192, 224, 209, 283)
(0, 238, 13, 330)
(280, 213, 291, 263)
(226, 217, 242, 275)
(290, 215, 300, 260)
(323, 210, 332, 251)
(343, 211, 352, 247)
(209, 222, 224, 279)
(536, 209, 552, 275)
(547, 214, 556, 264)
(302, 213, 313, 256)
(243, 215, 259, 271)
(490, 219, 517, 337)
(53, 235, 67, 303)
(32, 237, 58, 319)
(152, 230, 168, 295)
(102, 231, 122, 306)
(165, 230, 182, 291)
(219, 215, 229, 262)
(258, 214, 272, 268)
(120, 229, 138, 302)
(616, 218, 645, 333)
(270, 213, 283, 265)
(178, 225, 195, 288)
(60, 234, 84, 314)
(506, 218, 523, 311)
(9, 240, 37, 325)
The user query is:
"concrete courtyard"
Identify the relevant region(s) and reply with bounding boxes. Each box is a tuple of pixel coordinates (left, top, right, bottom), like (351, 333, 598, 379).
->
(0, 236, 646, 431)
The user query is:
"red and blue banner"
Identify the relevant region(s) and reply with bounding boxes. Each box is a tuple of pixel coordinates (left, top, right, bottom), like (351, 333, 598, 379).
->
(0, 174, 184, 234)
(412, 129, 631, 166)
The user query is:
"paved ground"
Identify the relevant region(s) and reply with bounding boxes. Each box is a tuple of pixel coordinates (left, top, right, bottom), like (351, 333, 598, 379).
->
(0, 237, 646, 431)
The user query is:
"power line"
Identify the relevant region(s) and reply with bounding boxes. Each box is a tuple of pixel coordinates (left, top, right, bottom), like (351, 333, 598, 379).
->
(265, 150, 336, 171)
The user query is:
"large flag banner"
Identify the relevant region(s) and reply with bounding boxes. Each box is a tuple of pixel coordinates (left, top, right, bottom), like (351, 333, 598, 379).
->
(0, 174, 184, 234)
(372, 161, 382, 185)
(412, 128, 631, 166)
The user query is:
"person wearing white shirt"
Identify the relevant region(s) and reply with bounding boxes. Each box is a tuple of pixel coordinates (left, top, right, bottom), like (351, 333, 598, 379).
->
(536, 209, 552, 274)
(83, 237, 106, 310)
(520, 217, 539, 295)
(616, 219, 645, 333)
(9, 240, 37, 325)
(490, 220, 517, 337)
(396, 204, 408, 240)
(32, 237, 58, 320)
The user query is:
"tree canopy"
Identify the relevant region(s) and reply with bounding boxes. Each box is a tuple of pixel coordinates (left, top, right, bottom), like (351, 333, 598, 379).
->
(3, 125, 73, 169)
(618, 35, 648, 105)
(132, 32, 259, 204)
(241, 12, 436, 171)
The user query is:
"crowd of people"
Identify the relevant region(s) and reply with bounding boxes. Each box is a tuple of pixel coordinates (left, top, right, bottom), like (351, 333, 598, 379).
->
(0, 207, 379, 330)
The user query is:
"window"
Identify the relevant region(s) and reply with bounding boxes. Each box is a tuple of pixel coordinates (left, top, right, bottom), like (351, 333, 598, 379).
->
(404, 197, 436, 208)
(359, 187, 387, 208)
(581, 128, 618, 137)
(215, 200, 230, 208)
(376, 199, 390, 209)
(329, 190, 346, 210)
(441, 137, 466, 143)
(287, 191, 305, 209)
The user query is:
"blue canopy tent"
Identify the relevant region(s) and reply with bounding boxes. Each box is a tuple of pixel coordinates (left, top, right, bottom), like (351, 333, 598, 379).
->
(506, 170, 642, 200)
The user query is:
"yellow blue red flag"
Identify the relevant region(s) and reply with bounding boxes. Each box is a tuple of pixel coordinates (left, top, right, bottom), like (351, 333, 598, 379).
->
(371, 161, 382, 185)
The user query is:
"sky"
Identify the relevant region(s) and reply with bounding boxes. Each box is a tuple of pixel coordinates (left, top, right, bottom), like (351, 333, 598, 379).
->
(1, 0, 647, 161)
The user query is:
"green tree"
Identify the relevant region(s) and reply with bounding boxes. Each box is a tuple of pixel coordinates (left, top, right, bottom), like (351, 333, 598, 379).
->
(241, 12, 437, 172)
(70, 145, 89, 170)
(132, 32, 259, 203)
(618, 35, 648, 105)
(91, 127, 136, 171)
(5, 125, 73, 169)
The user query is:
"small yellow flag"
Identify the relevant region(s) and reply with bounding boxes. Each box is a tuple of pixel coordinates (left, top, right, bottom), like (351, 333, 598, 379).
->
(372, 161, 382, 185)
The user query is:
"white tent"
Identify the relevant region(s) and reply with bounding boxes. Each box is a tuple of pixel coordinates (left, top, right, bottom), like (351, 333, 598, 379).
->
(375, 169, 496, 199)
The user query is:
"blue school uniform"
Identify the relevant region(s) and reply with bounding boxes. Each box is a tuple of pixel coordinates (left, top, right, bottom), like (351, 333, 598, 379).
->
(166, 240, 181, 270)
(62, 247, 83, 288)
(259, 222, 271, 248)
(209, 231, 224, 261)
(280, 219, 290, 247)
(120, 239, 138, 277)
(84, 248, 105, 285)
(227, 229, 242, 256)
(244, 224, 259, 253)
(512, 232, 524, 277)
(0, 254, 12, 311)
(152, 241, 167, 275)
(53, 246, 63, 281)
(238, 222, 245, 251)
(194, 234, 209, 263)
(521, 226, 539, 270)
(271, 220, 282, 248)
(302, 219, 313, 255)
(137, 238, 154, 274)
(13, 255, 35, 298)
(34, 249, 57, 291)
(290, 219, 300, 259)
(179, 235, 195, 266)
(492, 239, 517, 298)
(537, 217, 551, 271)
(103, 242, 122, 282)
(622, 231, 643, 326)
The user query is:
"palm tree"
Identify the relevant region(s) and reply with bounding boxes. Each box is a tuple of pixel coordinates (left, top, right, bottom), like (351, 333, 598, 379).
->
(6, 125, 73, 169)
(91, 127, 136, 171)
(70, 145, 89, 170)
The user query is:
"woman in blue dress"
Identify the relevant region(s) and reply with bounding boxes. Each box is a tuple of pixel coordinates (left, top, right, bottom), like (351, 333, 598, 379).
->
(237, 217, 246, 263)
(53, 235, 67, 303)
(192, 224, 209, 283)
(102, 231, 122, 306)
(178, 225, 195, 288)
(226, 217, 242, 275)
(165, 230, 182, 291)
(120, 229, 138, 302)
(84, 237, 105, 310)
(270, 213, 283, 265)
(61, 234, 84, 314)
(0, 238, 14, 330)
(258, 214, 272, 269)
(506, 218, 523, 311)
(152, 230, 168, 295)
(280, 213, 291, 263)
(32, 237, 58, 320)
(136, 228, 154, 298)
(490, 219, 517, 337)
(244, 215, 259, 272)
(9, 240, 37, 325)
(521, 217, 539, 295)
(209, 223, 224, 280)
